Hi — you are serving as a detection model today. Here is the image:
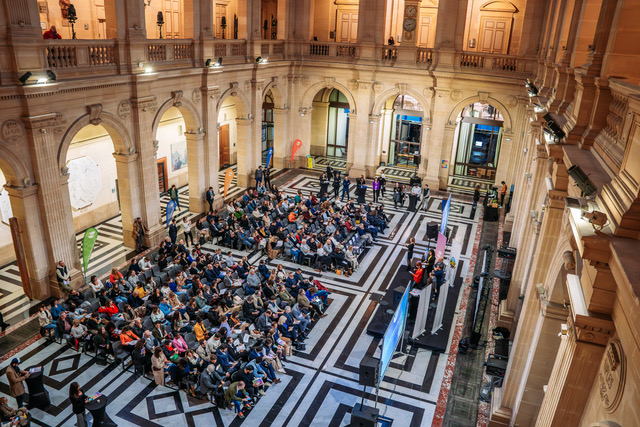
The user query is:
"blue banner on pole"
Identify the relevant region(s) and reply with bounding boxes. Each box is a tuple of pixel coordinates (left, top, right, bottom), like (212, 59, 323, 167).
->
(266, 147, 274, 170)
(166, 200, 177, 227)
(440, 193, 452, 235)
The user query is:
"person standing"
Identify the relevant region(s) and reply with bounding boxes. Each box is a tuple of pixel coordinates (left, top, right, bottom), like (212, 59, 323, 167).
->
(69, 382, 88, 427)
(255, 166, 263, 187)
(341, 175, 351, 201)
(182, 217, 194, 247)
(500, 181, 507, 206)
(0, 310, 9, 332)
(473, 185, 481, 209)
(379, 172, 387, 198)
(406, 238, 415, 270)
(132, 217, 148, 253)
(372, 177, 380, 203)
(43, 26, 62, 39)
(393, 184, 401, 208)
(332, 171, 341, 199)
(6, 359, 29, 409)
(264, 167, 271, 190)
(205, 187, 215, 212)
(169, 219, 178, 245)
(318, 173, 330, 199)
(357, 180, 367, 205)
(420, 184, 431, 211)
(168, 184, 181, 211)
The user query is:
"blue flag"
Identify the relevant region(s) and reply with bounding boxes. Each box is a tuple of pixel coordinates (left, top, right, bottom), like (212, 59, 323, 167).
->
(166, 200, 177, 227)
(266, 147, 274, 170)
(440, 193, 452, 235)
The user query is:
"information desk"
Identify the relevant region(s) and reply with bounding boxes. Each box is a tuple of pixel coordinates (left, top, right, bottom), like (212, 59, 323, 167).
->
(25, 366, 50, 409)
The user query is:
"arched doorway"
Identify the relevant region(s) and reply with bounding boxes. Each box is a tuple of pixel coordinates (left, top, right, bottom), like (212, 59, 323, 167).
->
(0, 169, 15, 266)
(262, 91, 275, 157)
(217, 92, 254, 188)
(386, 94, 424, 169)
(311, 88, 350, 159)
(452, 102, 504, 181)
(155, 107, 188, 196)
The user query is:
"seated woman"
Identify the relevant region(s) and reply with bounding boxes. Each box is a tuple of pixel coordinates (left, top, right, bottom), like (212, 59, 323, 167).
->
(172, 333, 189, 357)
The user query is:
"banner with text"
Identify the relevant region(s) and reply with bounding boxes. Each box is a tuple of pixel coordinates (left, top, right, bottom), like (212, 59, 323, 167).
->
(291, 139, 302, 164)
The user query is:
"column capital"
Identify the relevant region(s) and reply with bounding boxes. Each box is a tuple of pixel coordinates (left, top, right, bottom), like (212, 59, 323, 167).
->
(568, 313, 615, 347)
(273, 107, 289, 115)
(22, 113, 66, 132)
(130, 96, 159, 113)
(112, 152, 140, 163)
(4, 183, 38, 198)
(236, 117, 254, 126)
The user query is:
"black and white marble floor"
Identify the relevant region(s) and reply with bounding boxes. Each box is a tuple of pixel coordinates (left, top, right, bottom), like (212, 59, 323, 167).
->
(0, 171, 481, 426)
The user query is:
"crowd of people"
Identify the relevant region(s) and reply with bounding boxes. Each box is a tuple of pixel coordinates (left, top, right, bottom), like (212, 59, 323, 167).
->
(42, 244, 335, 419)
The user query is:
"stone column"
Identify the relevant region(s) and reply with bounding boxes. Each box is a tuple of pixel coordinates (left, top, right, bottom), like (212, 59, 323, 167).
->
(23, 113, 83, 294)
(356, 0, 385, 61)
(272, 107, 290, 169)
(535, 313, 614, 426)
(276, 0, 290, 40)
(112, 152, 141, 248)
(185, 130, 206, 213)
(129, 95, 165, 247)
(433, 0, 469, 70)
(201, 84, 222, 209)
(5, 184, 51, 299)
(423, 89, 452, 190)
(235, 117, 254, 188)
(295, 108, 312, 168)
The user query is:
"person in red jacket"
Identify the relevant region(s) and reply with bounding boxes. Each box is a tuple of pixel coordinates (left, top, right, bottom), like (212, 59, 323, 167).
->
(43, 26, 62, 39)
(411, 262, 424, 287)
(98, 299, 119, 318)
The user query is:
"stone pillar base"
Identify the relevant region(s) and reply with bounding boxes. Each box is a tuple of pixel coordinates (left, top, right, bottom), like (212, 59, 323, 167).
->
(273, 156, 290, 170)
(122, 228, 136, 249)
(488, 407, 512, 427)
(237, 174, 251, 189)
(422, 176, 441, 191)
(189, 196, 206, 214)
(497, 300, 516, 330)
(348, 165, 377, 179)
(145, 224, 166, 248)
(29, 276, 51, 300)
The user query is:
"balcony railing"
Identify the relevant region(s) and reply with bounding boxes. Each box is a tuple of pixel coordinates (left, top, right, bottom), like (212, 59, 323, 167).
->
(416, 48, 433, 65)
(310, 43, 329, 56)
(147, 39, 193, 62)
(382, 47, 398, 61)
(44, 39, 117, 69)
(460, 52, 520, 72)
(309, 42, 357, 59)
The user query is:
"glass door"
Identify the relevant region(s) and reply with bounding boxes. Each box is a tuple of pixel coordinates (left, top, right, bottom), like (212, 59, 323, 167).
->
(390, 115, 422, 167)
(326, 90, 350, 158)
(262, 101, 274, 154)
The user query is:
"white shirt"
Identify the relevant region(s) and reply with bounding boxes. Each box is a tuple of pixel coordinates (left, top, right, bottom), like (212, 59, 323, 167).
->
(139, 259, 152, 271)
(183, 221, 192, 232)
(90, 280, 104, 293)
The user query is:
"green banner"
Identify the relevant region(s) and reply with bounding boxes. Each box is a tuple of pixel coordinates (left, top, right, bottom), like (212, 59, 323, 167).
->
(82, 227, 99, 276)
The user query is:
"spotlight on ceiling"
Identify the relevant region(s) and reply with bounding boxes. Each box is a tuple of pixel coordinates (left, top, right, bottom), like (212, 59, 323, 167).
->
(46, 70, 57, 82)
(255, 56, 262, 63)
(205, 58, 212, 67)
(18, 71, 32, 85)
(216, 57, 222, 67)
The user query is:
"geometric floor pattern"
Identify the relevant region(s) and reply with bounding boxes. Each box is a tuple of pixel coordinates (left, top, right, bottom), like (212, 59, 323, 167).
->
(0, 171, 482, 426)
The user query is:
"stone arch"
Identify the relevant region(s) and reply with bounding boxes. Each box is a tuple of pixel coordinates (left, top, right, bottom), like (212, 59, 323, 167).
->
(217, 86, 250, 117)
(152, 97, 203, 138)
(0, 143, 32, 186)
(262, 80, 286, 109)
(480, 1, 518, 13)
(300, 80, 357, 114)
(371, 87, 431, 120)
(57, 112, 134, 171)
(446, 95, 513, 131)
(544, 232, 574, 304)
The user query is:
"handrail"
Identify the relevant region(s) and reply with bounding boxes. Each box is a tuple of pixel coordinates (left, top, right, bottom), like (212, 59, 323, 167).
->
(147, 39, 193, 62)
(43, 39, 117, 69)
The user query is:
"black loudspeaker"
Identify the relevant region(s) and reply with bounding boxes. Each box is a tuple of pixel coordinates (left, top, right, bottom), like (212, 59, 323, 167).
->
(351, 403, 379, 427)
(485, 353, 508, 377)
(426, 222, 438, 239)
(358, 356, 379, 387)
(392, 286, 405, 306)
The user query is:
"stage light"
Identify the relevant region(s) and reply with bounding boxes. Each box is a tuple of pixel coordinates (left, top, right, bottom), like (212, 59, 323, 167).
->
(46, 70, 57, 81)
(36, 78, 47, 84)
(255, 56, 262, 63)
(216, 57, 222, 66)
(205, 58, 212, 67)
(18, 71, 32, 85)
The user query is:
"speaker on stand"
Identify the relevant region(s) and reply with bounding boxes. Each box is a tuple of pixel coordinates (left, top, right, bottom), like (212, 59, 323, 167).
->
(353, 356, 380, 427)
(426, 221, 438, 251)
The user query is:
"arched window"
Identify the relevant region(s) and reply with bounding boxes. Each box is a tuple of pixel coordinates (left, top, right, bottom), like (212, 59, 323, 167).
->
(262, 92, 274, 155)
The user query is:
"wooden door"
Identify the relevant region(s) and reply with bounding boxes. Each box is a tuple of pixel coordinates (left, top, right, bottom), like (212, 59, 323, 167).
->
(219, 124, 230, 166)
(417, 15, 433, 47)
(215, 3, 228, 39)
(157, 157, 168, 193)
(479, 17, 511, 54)
(163, 0, 181, 38)
(337, 12, 358, 43)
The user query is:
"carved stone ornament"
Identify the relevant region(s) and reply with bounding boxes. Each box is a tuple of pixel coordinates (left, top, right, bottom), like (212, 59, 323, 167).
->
(373, 82, 383, 93)
(450, 89, 462, 101)
(192, 89, 201, 104)
(347, 79, 358, 92)
(598, 339, 626, 413)
(118, 100, 131, 119)
(130, 96, 158, 113)
(244, 81, 251, 93)
(66, 156, 102, 210)
(324, 77, 335, 89)
(229, 82, 239, 97)
(301, 76, 310, 87)
(507, 95, 518, 108)
(87, 104, 102, 126)
(478, 91, 489, 103)
(171, 90, 183, 108)
(1, 120, 25, 144)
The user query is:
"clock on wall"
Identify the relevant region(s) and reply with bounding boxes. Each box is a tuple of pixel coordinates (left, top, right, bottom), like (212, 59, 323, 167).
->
(405, 5, 417, 17)
(403, 17, 417, 32)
